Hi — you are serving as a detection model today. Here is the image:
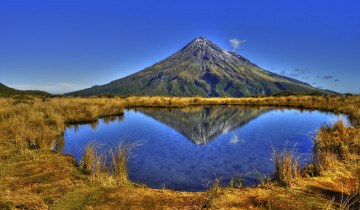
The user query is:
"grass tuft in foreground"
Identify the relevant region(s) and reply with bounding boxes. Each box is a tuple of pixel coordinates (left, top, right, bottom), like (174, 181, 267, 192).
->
(79, 140, 139, 186)
(272, 147, 301, 188)
(108, 140, 139, 184)
(312, 118, 360, 173)
(80, 141, 107, 182)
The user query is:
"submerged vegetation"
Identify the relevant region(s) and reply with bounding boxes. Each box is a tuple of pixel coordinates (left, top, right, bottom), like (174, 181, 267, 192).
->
(0, 94, 360, 208)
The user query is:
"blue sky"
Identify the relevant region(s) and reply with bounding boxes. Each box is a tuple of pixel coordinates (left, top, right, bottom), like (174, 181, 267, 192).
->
(1, 0, 359, 94)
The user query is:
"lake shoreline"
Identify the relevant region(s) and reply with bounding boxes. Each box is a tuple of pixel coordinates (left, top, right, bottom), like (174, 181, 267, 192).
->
(0, 95, 359, 209)
(64, 106, 342, 191)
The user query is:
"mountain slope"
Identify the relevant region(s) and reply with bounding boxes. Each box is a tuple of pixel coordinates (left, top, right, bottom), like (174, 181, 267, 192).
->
(0, 83, 50, 96)
(67, 37, 331, 97)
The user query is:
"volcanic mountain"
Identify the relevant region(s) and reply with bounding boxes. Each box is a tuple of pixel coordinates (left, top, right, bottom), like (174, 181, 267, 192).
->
(68, 37, 330, 97)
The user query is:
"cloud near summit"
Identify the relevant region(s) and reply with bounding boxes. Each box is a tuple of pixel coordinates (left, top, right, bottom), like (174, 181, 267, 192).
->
(229, 38, 247, 52)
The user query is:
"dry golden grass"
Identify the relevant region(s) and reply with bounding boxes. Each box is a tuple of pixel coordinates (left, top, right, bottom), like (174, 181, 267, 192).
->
(108, 141, 136, 184)
(0, 97, 125, 151)
(0, 94, 360, 209)
(78, 140, 138, 186)
(272, 147, 301, 188)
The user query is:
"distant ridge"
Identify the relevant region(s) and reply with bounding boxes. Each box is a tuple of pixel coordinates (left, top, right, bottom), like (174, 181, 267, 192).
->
(67, 37, 334, 97)
(0, 83, 50, 96)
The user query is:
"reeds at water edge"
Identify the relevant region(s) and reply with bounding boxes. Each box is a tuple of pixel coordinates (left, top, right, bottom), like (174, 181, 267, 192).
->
(79, 139, 140, 185)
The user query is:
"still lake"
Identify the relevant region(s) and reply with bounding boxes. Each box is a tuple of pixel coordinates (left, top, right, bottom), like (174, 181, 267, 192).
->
(60, 106, 345, 191)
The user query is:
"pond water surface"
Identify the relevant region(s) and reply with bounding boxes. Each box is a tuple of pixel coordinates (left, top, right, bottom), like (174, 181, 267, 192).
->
(60, 106, 345, 191)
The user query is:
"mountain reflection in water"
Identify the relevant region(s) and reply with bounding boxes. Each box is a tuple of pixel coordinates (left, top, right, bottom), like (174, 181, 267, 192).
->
(138, 106, 271, 145)
(65, 106, 271, 146)
(62, 106, 343, 191)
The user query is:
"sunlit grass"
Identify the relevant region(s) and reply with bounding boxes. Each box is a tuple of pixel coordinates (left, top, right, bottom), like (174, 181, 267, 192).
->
(272, 147, 301, 188)
(0, 94, 360, 208)
(312, 118, 360, 173)
(108, 140, 139, 185)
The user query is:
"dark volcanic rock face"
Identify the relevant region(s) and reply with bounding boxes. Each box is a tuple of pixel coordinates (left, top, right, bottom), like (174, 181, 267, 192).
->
(67, 37, 330, 97)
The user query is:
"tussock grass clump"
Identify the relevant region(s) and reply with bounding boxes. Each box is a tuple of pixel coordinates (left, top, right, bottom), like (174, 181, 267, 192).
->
(80, 142, 99, 173)
(79, 140, 137, 185)
(80, 142, 106, 182)
(272, 147, 301, 188)
(109, 141, 138, 184)
(313, 118, 360, 172)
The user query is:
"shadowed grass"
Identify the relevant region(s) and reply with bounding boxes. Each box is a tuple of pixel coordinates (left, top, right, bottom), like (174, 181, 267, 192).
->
(324, 191, 360, 209)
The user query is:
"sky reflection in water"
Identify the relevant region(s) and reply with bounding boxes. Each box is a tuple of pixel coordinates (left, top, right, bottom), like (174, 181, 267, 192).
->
(62, 106, 345, 191)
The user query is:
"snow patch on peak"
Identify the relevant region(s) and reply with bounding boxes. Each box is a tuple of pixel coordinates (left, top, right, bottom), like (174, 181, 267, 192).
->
(223, 49, 231, 55)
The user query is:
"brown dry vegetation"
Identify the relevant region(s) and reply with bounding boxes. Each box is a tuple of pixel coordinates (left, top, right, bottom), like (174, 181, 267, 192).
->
(0, 94, 360, 209)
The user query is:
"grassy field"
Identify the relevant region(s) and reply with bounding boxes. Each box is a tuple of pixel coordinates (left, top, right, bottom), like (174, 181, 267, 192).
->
(0, 94, 360, 209)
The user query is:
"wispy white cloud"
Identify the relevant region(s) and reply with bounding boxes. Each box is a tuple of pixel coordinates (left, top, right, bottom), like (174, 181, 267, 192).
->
(229, 132, 245, 144)
(229, 38, 247, 52)
(9, 83, 90, 94)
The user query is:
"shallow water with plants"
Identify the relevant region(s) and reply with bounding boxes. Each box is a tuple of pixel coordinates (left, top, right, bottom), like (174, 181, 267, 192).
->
(61, 106, 346, 191)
